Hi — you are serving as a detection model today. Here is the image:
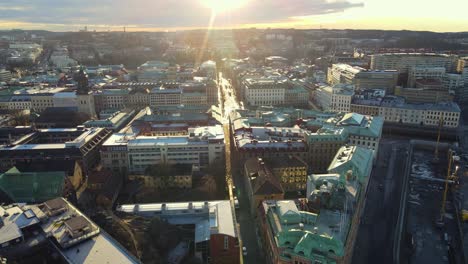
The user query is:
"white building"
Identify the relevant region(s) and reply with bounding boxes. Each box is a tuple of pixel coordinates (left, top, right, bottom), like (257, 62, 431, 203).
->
(101, 125, 225, 174)
(244, 78, 286, 106)
(314, 84, 354, 112)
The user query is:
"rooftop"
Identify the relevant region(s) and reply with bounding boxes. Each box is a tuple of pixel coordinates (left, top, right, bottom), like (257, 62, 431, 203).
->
(117, 200, 237, 242)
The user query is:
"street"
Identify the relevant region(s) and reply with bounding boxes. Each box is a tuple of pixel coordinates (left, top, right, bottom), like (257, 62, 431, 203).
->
(219, 72, 264, 263)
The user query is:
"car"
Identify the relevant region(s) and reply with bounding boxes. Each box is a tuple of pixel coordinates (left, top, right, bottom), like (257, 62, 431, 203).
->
(242, 246, 247, 256)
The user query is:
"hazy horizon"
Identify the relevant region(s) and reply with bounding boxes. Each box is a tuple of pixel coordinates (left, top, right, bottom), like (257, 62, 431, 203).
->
(0, 0, 467, 33)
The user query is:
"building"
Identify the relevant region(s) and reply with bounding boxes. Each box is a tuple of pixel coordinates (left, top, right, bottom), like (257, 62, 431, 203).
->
(267, 156, 309, 192)
(232, 125, 309, 162)
(83, 109, 136, 131)
(257, 146, 373, 264)
(0, 69, 12, 82)
(118, 201, 240, 264)
(150, 87, 182, 107)
(285, 82, 309, 107)
(244, 78, 286, 106)
(394, 86, 453, 104)
(244, 157, 285, 214)
(0, 167, 68, 203)
(1, 160, 85, 201)
(306, 127, 348, 173)
(0, 198, 140, 263)
(0, 127, 112, 173)
(328, 64, 398, 93)
(457, 57, 468, 73)
(407, 67, 446, 87)
(231, 107, 383, 166)
(313, 84, 354, 112)
(351, 93, 460, 128)
(129, 164, 196, 189)
(370, 53, 457, 73)
(101, 125, 225, 174)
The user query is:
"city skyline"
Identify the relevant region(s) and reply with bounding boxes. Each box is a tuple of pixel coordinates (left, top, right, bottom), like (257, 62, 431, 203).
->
(0, 0, 467, 32)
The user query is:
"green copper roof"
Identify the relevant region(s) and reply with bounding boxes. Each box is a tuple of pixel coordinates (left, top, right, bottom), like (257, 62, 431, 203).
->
(327, 146, 373, 184)
(0, 167, 65, 203)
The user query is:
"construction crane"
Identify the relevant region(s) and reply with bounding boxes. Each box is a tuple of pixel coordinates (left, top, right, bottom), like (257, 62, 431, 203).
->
(432, 118, 444, 164)
(437, 149, 459, 227)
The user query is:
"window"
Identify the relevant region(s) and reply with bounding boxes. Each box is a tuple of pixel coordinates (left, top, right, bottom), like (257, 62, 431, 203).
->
(224, 236, 229, 250)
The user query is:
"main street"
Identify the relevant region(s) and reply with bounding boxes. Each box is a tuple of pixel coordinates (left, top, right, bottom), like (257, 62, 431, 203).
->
(219, 72, 264, 264)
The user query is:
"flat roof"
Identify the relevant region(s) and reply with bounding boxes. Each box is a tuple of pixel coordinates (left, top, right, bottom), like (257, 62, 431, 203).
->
(61, 231, 140, 264)
(117, 200, 236, 240)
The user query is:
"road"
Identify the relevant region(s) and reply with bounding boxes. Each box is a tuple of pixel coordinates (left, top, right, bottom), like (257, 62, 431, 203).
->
(352, 138, 409, 264)
(219, 72, 264, 264)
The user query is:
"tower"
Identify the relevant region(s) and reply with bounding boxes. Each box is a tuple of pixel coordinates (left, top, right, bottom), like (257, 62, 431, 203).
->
(76, 67, 96, 118)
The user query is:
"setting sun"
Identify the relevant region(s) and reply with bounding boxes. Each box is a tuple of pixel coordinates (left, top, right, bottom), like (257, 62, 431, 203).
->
(201, 0, 248, 12)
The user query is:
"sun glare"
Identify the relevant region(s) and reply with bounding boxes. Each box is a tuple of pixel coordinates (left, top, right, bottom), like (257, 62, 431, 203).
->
(202, 0, 248, 13)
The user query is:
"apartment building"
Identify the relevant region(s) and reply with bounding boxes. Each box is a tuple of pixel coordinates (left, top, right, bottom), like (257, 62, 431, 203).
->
(370, 53, 458, 73)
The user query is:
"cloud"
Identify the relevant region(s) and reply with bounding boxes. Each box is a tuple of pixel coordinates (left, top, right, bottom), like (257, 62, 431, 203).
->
(0, 0, 364, 29)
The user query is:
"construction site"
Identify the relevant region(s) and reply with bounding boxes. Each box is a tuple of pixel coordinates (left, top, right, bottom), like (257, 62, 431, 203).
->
(397, 139, 466, 264)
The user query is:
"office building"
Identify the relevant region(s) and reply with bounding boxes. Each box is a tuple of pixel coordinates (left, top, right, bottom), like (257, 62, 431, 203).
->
(328, 64, 398, 92)
(101, 125, 225, 174)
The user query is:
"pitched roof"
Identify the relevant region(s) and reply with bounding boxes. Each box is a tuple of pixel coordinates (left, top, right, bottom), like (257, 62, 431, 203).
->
(245, 158, 284, 195)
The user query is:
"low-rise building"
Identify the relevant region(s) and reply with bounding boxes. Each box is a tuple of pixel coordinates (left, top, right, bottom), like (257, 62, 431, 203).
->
(0, 198, 139, 263)
(0, 127, 112, 173)
(83, 109, 136, 131)
(118, 201, 240, 264)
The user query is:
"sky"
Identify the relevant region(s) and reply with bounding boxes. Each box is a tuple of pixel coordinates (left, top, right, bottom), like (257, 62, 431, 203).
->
(0, 0, 467, 32)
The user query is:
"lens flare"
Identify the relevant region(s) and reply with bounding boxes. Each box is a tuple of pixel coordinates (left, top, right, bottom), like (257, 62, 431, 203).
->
(201, 0, 248, 12)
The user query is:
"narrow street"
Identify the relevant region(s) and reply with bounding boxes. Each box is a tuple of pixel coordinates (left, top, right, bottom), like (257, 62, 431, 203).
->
(219, 72, 265, 264)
